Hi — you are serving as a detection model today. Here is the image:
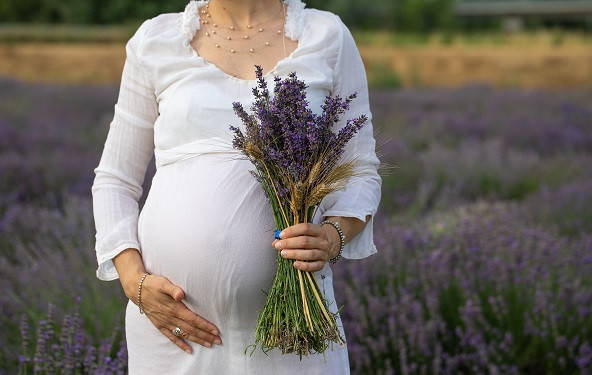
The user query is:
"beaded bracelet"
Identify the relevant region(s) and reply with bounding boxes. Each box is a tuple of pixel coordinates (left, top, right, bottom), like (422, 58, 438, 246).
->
(137, 272, 149, 314)
(321, 220, 345, 264)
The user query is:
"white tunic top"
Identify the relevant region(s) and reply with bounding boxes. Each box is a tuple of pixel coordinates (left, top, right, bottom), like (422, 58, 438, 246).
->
(92, 0, 382, 373)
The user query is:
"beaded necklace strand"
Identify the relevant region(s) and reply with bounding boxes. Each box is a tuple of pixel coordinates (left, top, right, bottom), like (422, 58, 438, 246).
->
(199, 1, 286, 54)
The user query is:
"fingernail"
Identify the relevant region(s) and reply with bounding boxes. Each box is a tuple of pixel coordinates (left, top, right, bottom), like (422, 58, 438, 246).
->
(280, 250, 286, 257)
(274, 241, 281, 249)
(185, 349, 192, 354)
(211, 329, 219, 335)
(204, 341, 212, 348)
(214, 339, 222, 345)
(279, 231, 285, 238)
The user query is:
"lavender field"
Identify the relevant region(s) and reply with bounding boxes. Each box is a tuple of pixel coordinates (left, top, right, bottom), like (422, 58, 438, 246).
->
(0, 78, 591, 374)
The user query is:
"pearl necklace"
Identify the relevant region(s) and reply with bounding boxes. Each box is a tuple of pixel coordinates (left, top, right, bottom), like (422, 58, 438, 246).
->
(199, 2, 285, 54)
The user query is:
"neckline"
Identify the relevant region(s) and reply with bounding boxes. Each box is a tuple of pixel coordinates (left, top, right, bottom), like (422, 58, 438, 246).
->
(180, 0, 305, 83)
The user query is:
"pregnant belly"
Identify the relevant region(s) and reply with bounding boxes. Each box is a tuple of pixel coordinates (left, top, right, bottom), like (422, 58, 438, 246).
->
(137, 153, 278, 326)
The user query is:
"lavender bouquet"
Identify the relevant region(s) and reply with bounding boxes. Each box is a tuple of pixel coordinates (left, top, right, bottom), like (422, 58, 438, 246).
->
(230, 66, 368, 358)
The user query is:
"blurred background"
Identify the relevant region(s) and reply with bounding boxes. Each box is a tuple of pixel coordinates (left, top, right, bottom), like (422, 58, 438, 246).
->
(1, 0, 591, 373)
(1, 0, 592, 87)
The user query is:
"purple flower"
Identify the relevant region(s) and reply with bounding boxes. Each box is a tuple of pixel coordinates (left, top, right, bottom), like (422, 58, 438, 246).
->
(229, 65, 368, 208)
(17, 298, 127, 374)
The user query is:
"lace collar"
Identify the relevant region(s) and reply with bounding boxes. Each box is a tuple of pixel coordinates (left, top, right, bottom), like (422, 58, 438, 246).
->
(179, 0, 305, 51)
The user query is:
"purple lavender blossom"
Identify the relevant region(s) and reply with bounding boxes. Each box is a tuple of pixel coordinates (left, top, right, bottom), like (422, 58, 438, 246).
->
(230, 65, 368, 186)
(2, 77, 592, 373)
(333, 208, 592, 374)
(18, 299, 127, 374)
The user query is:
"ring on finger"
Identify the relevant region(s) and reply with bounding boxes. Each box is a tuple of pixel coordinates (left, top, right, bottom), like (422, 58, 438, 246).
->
(172, 326, 181, 337)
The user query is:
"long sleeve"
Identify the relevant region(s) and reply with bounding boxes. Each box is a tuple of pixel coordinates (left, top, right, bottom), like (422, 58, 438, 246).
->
(312, 16, 382, 260)
(92, 19, 158, 281)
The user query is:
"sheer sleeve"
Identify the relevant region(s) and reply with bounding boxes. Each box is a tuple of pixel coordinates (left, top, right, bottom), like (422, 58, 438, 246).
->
(312, 16, 382, 260)
(92, 19, 158, 281)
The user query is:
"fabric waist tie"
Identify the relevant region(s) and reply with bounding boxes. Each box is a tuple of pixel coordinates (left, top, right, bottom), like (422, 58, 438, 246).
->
(154, 136, 242, 168)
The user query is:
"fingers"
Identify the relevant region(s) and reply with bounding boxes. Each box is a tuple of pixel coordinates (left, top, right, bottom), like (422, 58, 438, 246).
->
(155, 277, 221, 336)
(273, 224, 333, 271)
(140, 275, 223, 353)
(278, 223, 323, 239)
(173, 302, 221, 338)
(159, 277, 185, 301)
(280, 249, 328, 272)
(274, 235, 328, 251)
(293, 260, 325, 272)
(147, 303, 222, 352)
(279, 249, 328, 262)
(166, 321, 223, 349)
(159, 326, 194, 354)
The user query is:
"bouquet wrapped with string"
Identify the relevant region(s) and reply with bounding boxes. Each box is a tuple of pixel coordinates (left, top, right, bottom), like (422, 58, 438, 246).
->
(229, 65, 369, 358)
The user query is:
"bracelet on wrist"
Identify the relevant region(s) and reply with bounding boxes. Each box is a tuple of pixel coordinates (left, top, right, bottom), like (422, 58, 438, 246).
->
(321, 220, 345, 264)
(137, 272, 149, 314)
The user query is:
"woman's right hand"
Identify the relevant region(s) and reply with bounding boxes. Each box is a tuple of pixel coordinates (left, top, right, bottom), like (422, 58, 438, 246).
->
(114, 248, 222, 354)
(133, 274, 223, 353)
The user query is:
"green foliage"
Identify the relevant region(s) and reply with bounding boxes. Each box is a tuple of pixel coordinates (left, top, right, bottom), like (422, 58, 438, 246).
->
(367, 62, 403, 89)
(307, 0, 457, 32)
(438, 281, 466, 331)
(2, 0, 589, 32)
(0, 0, 188, 24)
(0, 0, 459, 32)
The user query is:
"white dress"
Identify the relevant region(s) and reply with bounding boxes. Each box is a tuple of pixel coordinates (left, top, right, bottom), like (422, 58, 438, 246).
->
(91, 0, 382, 373)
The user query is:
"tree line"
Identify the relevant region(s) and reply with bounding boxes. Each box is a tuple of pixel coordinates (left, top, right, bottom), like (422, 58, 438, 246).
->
(0, 0, 458, 32)
(1, 0, 588, 31)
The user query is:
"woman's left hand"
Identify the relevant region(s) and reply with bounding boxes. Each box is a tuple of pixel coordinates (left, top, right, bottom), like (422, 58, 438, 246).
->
(272, 223, 341, 272)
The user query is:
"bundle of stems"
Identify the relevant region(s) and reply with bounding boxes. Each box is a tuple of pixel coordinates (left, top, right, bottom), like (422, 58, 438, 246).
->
(229, 66, 368, 358)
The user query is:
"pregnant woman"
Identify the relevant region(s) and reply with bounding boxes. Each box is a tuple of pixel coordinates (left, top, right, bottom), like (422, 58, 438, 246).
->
(92, 0, 382, 373)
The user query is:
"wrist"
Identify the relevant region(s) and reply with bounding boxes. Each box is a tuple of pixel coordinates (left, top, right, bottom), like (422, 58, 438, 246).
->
(321, 220, 345, 263)
(323, 225, 340, 258)
(122, 270, 147, 301)
(113, 248, 147, 300)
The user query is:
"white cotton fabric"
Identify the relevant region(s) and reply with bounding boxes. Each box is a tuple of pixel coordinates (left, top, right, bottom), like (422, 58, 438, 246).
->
(91, 0, 382, 373)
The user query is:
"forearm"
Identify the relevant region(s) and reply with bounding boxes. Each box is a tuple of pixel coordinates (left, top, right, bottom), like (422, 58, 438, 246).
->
(323, 214, 371, 259)
(112, 248, 147, 300)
